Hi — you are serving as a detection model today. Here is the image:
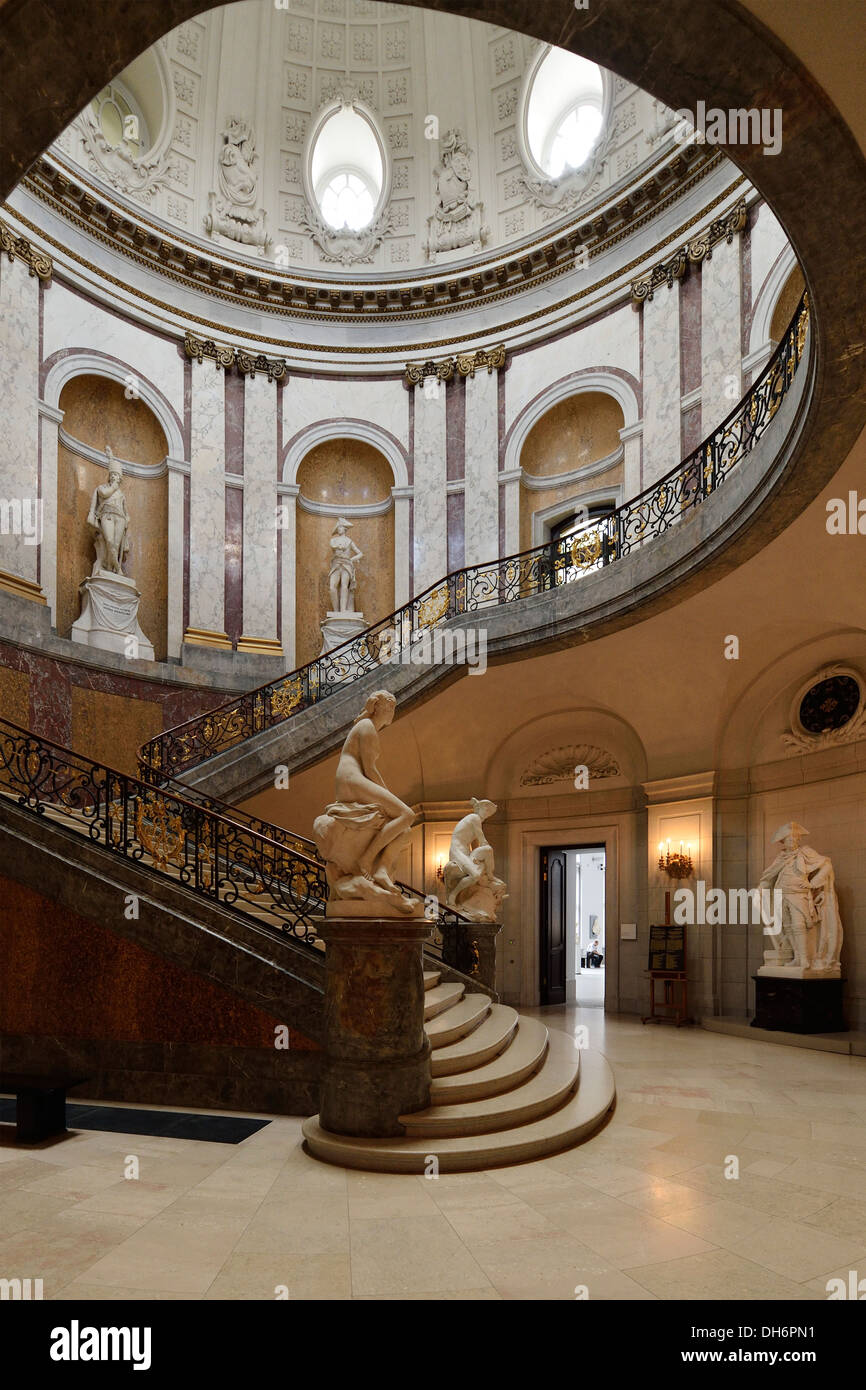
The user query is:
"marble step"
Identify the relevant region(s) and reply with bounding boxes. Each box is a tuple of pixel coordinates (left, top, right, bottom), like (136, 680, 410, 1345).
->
(423, 971, 441, 992)
(423, 981, 465, 1022)
(430, 1017, 549, 1104)
(430, 1005, 519, 1077)
(401, 1031, 578, 1137)
(301, 1043, 615, 1173)
(425, 994, 491, 1046)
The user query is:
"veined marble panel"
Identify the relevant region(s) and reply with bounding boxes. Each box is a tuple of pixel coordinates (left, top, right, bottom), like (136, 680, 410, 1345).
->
(463, 369, 500, 568)
(412, 383, 447, 593)
(187, 366, 226, 636)
(281, 375, 409, 465)
(750, 203, 790, 309)
(641, 283, 680, 486)
(0, 258, 40, 587)
(701, 235, 742, 436)
(505, 305, 639, 433)
(242, 374, 279, 644)
(42, 282, 184, 421)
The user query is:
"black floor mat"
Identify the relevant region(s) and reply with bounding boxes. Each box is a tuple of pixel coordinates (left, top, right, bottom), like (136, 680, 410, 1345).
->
(0, 1098, 270, 1144)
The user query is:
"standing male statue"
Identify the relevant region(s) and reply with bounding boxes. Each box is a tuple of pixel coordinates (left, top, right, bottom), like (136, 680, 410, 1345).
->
(86, 446, 130, 576)
(758, 821, 843, 975)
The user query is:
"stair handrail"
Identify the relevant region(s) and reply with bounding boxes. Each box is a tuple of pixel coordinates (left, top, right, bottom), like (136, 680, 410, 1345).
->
(139, 293, 810, 786)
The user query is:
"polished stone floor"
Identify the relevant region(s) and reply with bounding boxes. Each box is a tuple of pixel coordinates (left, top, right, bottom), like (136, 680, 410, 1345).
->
(2, 1008, 866, 1301)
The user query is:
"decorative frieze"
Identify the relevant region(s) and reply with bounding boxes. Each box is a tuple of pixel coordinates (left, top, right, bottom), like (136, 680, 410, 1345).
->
(404, 345, 505, 386)
(631, 197, 747, 302)
(0, 218, 53, 281)
(184, 330, 287, 381)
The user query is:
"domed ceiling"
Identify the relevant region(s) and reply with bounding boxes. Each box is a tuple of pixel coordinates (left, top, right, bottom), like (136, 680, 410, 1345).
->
(46, 0, 692, 278)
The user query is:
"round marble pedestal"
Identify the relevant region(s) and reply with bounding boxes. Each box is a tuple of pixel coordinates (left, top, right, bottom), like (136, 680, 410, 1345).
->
(317, 918, 432, 1138)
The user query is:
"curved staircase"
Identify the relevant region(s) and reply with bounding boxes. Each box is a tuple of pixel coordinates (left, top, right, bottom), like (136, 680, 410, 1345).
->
(302, 968, 615, 1172)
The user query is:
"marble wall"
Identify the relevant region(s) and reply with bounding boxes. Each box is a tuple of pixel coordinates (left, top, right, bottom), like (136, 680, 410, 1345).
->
(187, 362, 227, 640)
(641, 281, 681, 486)
(55, 375, 169, 658)
(0, 256, 40, 587)
(701, 235, 742, 436)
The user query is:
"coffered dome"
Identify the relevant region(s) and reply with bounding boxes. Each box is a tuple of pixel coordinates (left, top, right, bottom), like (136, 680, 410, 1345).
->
(46, 0, 695, 277)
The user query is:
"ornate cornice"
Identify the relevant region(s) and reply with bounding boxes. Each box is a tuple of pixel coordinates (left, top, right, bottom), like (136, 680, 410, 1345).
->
(184, 330, 287, 382)
(4, 175, 746, 357)
(20, 142, 725, 323)
(0, 215, 52, 281)
(405, 344, 505, 386)
(631, 197, 747, 302)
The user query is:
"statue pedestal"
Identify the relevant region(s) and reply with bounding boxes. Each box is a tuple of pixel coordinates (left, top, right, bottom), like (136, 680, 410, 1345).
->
(316, 918, 432, 1137)
(320, 611, 366, 656)
(441, 919, 501, 991)
(70, 572, 154, 660)
(752, 975, 846, 1033)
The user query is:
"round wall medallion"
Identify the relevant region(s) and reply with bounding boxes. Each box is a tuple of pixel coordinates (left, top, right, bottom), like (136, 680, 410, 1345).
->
(798, 674, 861, 734)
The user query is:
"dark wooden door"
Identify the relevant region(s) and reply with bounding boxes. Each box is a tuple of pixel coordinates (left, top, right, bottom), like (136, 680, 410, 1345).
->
(540, 847, 567, 1004)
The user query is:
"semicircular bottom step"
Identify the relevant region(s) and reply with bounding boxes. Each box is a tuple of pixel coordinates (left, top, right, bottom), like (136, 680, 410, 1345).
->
(301, 1044, 615, 1174)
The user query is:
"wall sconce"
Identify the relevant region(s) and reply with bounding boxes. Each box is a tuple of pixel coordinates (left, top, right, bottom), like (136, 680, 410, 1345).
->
(657, 839, 693, 879)
(435, 852, 446, 882)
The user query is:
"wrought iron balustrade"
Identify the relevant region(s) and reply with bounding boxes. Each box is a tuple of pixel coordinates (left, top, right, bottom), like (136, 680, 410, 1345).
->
(0, 718, 327, 943)
(139, 294, 809, 787)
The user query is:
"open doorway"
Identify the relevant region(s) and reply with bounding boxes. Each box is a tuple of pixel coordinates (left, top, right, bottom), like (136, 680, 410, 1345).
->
(539, 844, 606, 1006)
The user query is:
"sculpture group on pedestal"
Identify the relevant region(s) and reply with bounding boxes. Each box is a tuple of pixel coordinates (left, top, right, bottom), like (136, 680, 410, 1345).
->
(71, 446, 154, 661)
(443, 798, 508, 922)
(425, 129, 489, 261)
(313, 690, 420, 916)
(758, 822, 843, 978)
(321, 518, 366, 656)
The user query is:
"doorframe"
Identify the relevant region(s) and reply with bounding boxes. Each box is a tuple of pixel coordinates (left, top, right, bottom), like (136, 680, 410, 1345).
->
(518, 820, 621, 1010)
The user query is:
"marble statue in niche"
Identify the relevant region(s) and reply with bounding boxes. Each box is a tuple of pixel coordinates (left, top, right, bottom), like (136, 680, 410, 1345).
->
(425, 129, 489, 262)
(443, 798, 508, 922)
(313, 690, 421, 916)
(758, 821, 843, 978)
(86, 448, 130, 576)
(204, 116, 272, 254)
(320, 518, 367, 656)
(71, 445, 154, 661)
(329, 518, 363, 612)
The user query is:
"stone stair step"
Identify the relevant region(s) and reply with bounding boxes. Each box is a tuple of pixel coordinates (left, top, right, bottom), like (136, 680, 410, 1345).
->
(423, 970, 441, 992)
(430, 1005, 519, 1076)
(430, 1017, 549, 1104)
(401, 1030, 579, 1137)
(423, 981, 465, 1021)
(425, 994, 491, 1046)
(301, 1043, 615, 1173)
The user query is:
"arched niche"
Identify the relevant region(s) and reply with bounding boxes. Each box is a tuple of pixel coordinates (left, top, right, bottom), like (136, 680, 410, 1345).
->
(294, 438, 395, 667)
(769, 264, 807, 345)
(518, 390, 625, 551)
(56, 375, 168, 660)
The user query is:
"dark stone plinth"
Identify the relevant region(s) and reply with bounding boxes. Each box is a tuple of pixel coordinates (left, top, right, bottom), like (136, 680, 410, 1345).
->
(752, 976, 846, 1034)
(317, 918, 432, 1137)
(441, 920, 501, 991)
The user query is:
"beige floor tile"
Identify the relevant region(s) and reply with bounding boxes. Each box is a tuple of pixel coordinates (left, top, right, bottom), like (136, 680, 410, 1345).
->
(674, 1164, 832, 1218)
(234, 1195, 348, 1256)
(349, 1214, 491, 1296)
(204, 1252, 352, 1300)
(0, 1189, 72, 1234)
(726, 1216, 866, 1283)
(617, 1178, 719, 1219)
(69, 1181, 188, 1221)
(659, 1198, 780, 1246)
(80, 1213, 250, 1293)
(22, 1164, 133, 1201)
(623, 1248, 821, 1301)
(424, 1174, 525, 1212)
(800, 1196, 866, 1244)
(345, 1170, 441, 1220)
(53, 1282, 196, 1301)
(443, 1200, 558, 1245)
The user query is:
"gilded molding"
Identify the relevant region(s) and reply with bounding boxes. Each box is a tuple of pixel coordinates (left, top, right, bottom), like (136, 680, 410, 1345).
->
(184, 329, 286, 381)
(405, 344, 505, 387)
(21, 142, 726, 324)
(0, 216, 52, 281)
(0, 570, 47, 604)
(631, 197, 747, 302)
(6, 177, 746, 355)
